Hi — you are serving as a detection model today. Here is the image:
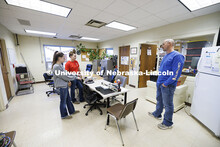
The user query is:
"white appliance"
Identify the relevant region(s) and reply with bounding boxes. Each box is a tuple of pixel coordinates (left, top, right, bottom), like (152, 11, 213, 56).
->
(191, 46, 220, 137)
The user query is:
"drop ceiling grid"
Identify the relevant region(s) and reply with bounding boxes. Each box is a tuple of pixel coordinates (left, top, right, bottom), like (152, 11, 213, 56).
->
(0, 0, 219, 41)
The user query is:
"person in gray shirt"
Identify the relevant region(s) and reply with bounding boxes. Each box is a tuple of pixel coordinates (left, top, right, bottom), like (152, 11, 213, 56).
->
(52, 51, 80, 119)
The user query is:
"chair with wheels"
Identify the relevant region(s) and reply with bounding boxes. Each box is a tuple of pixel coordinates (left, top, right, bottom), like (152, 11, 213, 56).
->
(83, 84, 106, 116)
(86, 64, 93, 72)
(112, 75, 127, 102)
(43, 73, 59, 97)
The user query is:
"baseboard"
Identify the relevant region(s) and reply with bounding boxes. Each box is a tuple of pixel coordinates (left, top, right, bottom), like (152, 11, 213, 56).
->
(34, 81, 45, 84)
(129, 84, 135, 88)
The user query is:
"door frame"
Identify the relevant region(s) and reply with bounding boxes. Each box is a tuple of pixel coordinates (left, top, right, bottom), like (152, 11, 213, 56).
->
(138, 43, 158, 88)
(119, 45, 130, 84)
(0, 39, 13, 101)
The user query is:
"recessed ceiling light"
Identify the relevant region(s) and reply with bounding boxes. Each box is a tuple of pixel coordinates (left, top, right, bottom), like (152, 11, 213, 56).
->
(25, 29, 56, 36)
(81, 37, 100, 41)
(5, 0, 72, 17)
(179, 0, 220, 11)
(106, 21, 137, 31)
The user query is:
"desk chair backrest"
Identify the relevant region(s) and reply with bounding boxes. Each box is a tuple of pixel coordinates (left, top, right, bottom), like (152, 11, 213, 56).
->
(110, 68, 118, 83)
(115, 75, 127, 87)
(83, 84, 99, 104)
(43, 73, 54, 86)
(86, 64, 93, 72)
(43, 73, 53, 81)
(100, 66, 105, 77)
(119, 98, 138, 119)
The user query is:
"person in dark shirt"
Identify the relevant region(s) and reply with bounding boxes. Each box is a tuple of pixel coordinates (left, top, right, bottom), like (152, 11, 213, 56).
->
(148, 39, 185, 130)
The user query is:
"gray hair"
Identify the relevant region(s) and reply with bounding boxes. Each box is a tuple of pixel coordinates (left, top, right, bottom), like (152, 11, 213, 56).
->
(164, 39, 175, 46)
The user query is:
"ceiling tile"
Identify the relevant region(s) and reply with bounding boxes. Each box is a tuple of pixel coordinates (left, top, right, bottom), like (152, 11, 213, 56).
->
(155, 5, 189, 19)
(78, 0, 115, 10)
(71, 3, 102, 19)
(104, 0, 137, 17)
(166, 13, 194, 24)
(135, 15, 164, 26)
(124, 0, 153, 7)
(122, 8, 151, 21)
(191, 3, 220, 17)
(141, 0, 180, 14)
(93, 11, 119, 23)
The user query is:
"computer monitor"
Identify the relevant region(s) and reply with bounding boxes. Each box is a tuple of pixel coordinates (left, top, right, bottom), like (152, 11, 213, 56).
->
(191, 57, 200, 69)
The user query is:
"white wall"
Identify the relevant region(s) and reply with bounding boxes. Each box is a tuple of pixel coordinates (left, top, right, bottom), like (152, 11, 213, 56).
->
(99, 11, 220, 88)
(0, 23, 18, 111)
(17, 35, 98, 82)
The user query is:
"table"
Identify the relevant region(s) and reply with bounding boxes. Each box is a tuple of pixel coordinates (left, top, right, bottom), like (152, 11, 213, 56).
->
(84, 79, 129, 125)
(4, 131, 16, 147)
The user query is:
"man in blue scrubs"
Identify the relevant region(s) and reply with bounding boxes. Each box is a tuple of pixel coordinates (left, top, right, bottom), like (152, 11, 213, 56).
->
(149, 39, 185, 130)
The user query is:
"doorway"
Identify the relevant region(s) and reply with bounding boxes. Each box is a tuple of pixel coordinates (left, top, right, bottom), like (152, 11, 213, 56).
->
(138, 44, 157, 88)
(0, 40, 12, 100)
(119, 45, 130, 84)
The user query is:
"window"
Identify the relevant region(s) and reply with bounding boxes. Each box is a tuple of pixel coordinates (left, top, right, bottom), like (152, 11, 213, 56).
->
(106, 48, 113, 56)
(44, 45, 75, 71)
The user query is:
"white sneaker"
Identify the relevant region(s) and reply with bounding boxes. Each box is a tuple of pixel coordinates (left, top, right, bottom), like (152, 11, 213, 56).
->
(157, 123, 173, 130)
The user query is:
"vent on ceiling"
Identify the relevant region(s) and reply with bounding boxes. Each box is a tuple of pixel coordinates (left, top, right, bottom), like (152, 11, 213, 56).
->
(69, 35, 82, 40)
(17, 19, 31, 26)
(85, 19, 106, 28)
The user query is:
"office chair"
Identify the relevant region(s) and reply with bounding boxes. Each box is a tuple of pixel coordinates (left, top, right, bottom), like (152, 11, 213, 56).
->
(86, 64, 93, 72)
(110, 68, 118, 83)
(105, 98, 139, 146)
(100, 66, 105, 77)
(43, 73, 59, 97)
(112, 75, 127, 103)
(83, 84, 106, 116)
(115, 75, 127, 88)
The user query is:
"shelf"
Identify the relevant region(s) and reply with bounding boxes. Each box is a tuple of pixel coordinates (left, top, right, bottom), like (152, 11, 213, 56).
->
(186, 47, 203, 50)
(185, 54, 201, 57)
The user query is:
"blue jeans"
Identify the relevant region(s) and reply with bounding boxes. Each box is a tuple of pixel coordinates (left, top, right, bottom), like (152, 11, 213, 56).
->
(70, 79, 84, 102)
(153, 83, 176, 126)
(59, 87, 75, 118)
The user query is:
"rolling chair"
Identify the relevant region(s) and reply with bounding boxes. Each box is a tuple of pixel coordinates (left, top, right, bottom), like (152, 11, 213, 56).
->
(43, 73, 59, 97)
(83, 84, 106, 116)
(115, 75, 127, 88)
(112, 75, 127, 103)
(86, 64, 93, 72)
(110, 68, 118, 83)
(105, 98, 139, 146)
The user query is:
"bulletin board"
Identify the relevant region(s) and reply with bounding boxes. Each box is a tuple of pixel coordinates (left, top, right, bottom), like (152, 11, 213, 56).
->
(81, 49, 95, 62)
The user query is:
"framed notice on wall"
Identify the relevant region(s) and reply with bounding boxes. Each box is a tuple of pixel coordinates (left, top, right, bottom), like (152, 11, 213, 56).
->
(131, 47, 137, 55)
(121, 56, 129, 65)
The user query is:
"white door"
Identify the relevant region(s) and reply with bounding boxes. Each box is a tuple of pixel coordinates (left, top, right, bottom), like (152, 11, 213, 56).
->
(191, 72, 220, 136)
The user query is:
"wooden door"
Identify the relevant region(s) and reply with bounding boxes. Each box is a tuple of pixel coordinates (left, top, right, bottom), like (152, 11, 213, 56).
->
(119, 46, 130, 84)
(138, 44, 157, 88)
(0, 40, 12, 100)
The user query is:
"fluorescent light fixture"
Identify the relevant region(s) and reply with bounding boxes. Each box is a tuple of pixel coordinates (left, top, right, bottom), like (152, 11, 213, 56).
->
(81, 37, 100, 41)
(25, 29, 56, 36)
(5, 0, 72, 17)
(179, 0, 220, 11)
(106, 21, 136, 31)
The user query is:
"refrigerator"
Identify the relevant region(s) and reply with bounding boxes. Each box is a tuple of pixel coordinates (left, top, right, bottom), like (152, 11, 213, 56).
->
(191, 46, 220, 137)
